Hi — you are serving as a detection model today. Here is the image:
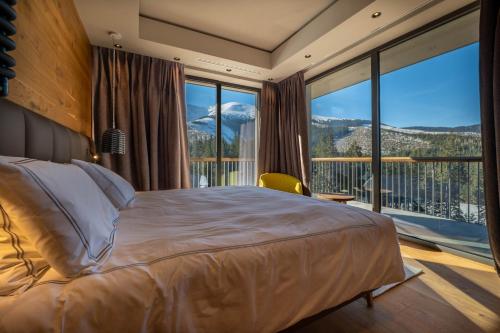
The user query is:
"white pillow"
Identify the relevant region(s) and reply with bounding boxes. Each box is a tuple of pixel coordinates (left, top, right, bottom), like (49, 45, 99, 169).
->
(0, 204, 49, 296)
(72, 159, 135, 209)
(0, 157, 119, 277)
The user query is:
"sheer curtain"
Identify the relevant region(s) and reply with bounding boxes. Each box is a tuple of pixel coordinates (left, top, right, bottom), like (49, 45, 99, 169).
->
(92, 47, 191, 191)
(238, 121, 255, 185)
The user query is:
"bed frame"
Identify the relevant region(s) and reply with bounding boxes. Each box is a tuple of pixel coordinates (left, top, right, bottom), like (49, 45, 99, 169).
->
(282, 291, 374, 332)
(0, 98, 91, 162)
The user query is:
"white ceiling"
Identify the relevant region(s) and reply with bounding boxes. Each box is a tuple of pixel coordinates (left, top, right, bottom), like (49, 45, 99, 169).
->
(74, 0, 477, 88)
(139, 0, 335, 51)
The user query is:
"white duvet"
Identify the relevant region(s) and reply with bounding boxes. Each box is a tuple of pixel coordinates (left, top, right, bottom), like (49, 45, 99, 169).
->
(0, 187, 405, 333)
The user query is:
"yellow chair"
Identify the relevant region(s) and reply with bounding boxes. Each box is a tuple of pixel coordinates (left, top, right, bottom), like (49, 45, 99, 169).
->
(258, 173, 303, 195)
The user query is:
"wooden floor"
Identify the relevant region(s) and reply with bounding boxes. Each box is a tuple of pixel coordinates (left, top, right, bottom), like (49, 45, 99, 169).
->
(292, 239, 500, 333)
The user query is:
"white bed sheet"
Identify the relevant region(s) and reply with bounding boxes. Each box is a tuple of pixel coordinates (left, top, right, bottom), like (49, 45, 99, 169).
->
(0, 186, 405, 333)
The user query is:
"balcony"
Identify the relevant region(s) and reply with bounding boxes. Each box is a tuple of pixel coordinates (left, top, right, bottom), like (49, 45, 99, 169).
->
(311, 156, 489, 259)
(189, 156, 490, 259)
(190, 157, 256, 187)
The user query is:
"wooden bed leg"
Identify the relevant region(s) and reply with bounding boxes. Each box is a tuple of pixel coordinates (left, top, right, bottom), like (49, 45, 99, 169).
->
(365, 292, 374, 308)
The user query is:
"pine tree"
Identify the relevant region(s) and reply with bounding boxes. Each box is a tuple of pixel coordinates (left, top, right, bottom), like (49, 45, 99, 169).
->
(345, 140, 363, 157)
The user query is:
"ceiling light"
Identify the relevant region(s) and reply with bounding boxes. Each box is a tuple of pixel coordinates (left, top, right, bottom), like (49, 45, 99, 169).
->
(305, 54, 311, 59)
(174, 57, 181, 61)
(109, 31, 123, 49)
(371, 11, 382, 18)
(226, 68, 232, 72)
(268, 78, 273, 81)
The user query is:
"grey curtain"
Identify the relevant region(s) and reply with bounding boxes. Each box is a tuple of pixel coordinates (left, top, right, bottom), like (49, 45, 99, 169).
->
(92, 47, 191, 191)
(480, 0, 500, 274)
(257, 82, 280, 177)
(257, 72, 310, 194)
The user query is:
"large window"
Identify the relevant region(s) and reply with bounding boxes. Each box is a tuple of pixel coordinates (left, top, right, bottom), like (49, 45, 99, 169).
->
(306, 8, 489, 260)
(186, 80, 258, 187)
(308, 58, 372, 208)
(380, 11, 485, 257)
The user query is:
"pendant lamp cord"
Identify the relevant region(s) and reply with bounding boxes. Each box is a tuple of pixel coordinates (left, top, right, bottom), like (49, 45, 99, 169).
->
(112, 46, 116, 129)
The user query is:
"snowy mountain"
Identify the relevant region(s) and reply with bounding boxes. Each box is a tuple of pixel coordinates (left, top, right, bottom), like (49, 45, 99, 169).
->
(312, 114, 480, 135)
(187, 104, 480, 156)
(311, 113, 481, 156)
(311, 114, 371, 129)
(401, 124, 481, 134)
(187, 102, 256, 142)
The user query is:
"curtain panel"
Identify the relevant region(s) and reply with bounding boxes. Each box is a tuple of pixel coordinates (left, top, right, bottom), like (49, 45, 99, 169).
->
(258, 72, 310, 194)
(257, 82, 280, 177)
(92, 47, 191, 191)
(479, 0, 500, 274)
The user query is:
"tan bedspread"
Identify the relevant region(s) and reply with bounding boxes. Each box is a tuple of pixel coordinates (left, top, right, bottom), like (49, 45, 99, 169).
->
(0, 187, 405, 333)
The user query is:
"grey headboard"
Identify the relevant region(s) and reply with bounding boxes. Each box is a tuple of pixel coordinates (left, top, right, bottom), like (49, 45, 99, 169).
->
(0, 98, 91, 162)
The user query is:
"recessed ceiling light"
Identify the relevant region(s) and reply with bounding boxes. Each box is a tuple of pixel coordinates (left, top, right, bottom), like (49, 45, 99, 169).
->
(174, 57, 181, 61)
(226, 68, 232, 72)
(109, 31, 123, 49)
(305, 54, 311, 59)
(371, 11, 382, 18)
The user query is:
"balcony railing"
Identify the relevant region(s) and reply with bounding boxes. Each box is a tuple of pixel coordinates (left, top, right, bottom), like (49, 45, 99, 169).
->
(311, 156, 485, 225)
(190, 157, 256, 188)
(189, 156, 484, 225)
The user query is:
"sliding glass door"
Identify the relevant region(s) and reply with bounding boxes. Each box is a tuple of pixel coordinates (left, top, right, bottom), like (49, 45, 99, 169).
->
(308, 58, 373, 210)
(306, 7, 489, 260)
(186, 80, 258, 187)
(379, 11, 486, 258)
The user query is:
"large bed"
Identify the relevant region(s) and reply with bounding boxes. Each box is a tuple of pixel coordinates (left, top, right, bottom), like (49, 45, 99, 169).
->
(0, 100, 405, 332)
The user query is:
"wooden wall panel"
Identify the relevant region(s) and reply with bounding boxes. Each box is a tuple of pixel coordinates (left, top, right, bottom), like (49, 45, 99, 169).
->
(7, 0, 92, 136)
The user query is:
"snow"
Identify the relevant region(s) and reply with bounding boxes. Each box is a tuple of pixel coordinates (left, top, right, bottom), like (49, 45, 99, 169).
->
(188, 102, 256, 141)
(312, 115, 356, 122)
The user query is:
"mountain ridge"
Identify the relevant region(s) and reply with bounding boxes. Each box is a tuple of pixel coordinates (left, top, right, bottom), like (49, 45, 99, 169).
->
(187, 102, 256, 141)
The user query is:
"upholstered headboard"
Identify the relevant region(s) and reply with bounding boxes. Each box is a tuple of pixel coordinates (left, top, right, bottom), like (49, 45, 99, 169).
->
(0, 98, 91, 162)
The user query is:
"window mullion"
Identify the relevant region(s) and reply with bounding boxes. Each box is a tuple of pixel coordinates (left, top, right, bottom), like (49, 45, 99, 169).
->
(371, 52, 381, 213)
(216, 83, 222, 186)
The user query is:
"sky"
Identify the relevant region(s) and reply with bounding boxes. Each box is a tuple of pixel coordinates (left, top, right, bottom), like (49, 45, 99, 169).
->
(186, 84, 216, 108)
(222, 89, 256, 105)
(311, 42, 480, 128)
(186, 43, 480, 129)
(185, 84, 256, 110)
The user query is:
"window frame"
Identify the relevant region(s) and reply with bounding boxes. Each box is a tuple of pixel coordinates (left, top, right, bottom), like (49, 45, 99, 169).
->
(185, 75, 261, 186)
(305, 1, 480, 213)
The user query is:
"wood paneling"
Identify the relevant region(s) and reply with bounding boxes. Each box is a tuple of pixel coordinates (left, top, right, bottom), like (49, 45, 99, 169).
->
(7, 0, 92, 136)
(292, 240, 500, 333)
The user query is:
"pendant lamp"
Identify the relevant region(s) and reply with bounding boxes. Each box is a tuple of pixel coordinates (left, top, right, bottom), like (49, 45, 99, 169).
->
(102, 32, 126, 155)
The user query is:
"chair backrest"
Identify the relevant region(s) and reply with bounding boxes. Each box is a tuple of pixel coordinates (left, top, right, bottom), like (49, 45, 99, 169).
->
(258, 173, 303, 195)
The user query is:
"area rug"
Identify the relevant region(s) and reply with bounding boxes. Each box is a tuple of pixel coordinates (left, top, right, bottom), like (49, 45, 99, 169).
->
(373, 262, 423, 297)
